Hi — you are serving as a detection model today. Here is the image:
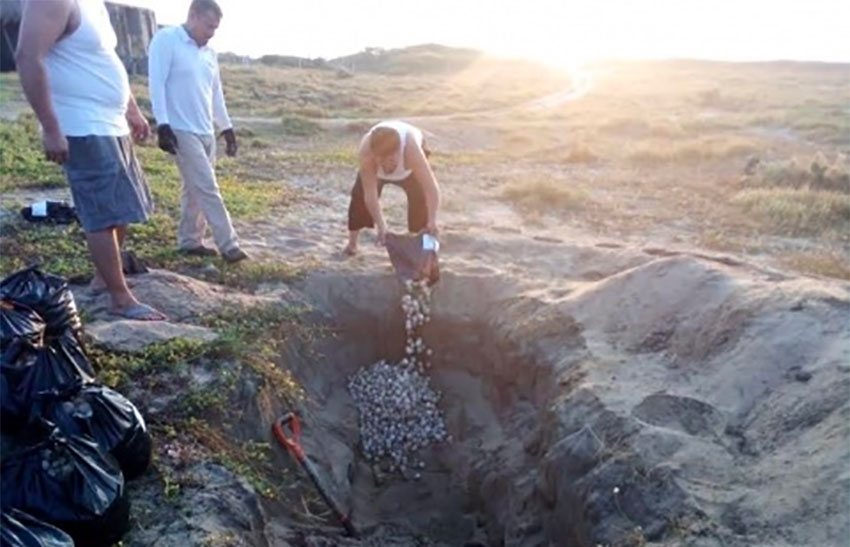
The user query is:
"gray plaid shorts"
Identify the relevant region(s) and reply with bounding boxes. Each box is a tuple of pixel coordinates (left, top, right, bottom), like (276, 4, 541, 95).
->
(63, 135, 154, 232)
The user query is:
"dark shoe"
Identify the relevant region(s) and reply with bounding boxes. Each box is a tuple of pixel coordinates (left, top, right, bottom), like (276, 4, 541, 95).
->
(180, 245, 218, 257)
(222, 247, 249, 264)
(121, 250, 149, 274)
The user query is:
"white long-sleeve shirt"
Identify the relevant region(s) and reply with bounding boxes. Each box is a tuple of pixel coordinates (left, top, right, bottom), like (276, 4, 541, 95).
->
(147, 25, 231, 135)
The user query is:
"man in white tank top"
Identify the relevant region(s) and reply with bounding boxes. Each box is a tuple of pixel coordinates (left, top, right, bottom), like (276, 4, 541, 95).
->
(345, 120, 441, 255)
(16, 0, 166, 321)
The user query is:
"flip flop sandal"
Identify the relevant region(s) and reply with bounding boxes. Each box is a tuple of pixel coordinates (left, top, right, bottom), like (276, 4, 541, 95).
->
(110, 303, 167, 322)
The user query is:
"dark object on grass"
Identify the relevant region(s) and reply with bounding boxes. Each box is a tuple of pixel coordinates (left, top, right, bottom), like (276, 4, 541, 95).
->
(20, 201, 78, 225)
(120, 250, 149, 275)
(222, 247, 249, 264)
(0, 508, 74, 547)
(180, 245, 218, 257)
(1, 423, 130, 547)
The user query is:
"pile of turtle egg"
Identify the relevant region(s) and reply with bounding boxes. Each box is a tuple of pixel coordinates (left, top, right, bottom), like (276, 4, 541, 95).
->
(347, 279, 449, 479)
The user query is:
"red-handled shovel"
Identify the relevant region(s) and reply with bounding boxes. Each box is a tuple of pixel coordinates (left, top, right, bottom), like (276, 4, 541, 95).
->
(272, 413, 359, 538)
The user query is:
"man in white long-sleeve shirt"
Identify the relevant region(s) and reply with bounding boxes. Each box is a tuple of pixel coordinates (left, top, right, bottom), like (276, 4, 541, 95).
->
(148, 0, 247, 263)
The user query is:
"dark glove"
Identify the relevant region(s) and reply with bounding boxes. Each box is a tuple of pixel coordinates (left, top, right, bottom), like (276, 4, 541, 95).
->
(157, 124, 178, 155)
(222, 128, 238, 157)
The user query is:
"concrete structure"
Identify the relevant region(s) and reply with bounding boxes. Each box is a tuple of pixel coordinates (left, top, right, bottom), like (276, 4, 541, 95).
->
(0, 0, 157, 74)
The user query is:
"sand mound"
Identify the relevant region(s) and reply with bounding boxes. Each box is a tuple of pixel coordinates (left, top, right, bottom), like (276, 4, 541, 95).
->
(65, 244, 847, 546)
(277, 252, 848, 546)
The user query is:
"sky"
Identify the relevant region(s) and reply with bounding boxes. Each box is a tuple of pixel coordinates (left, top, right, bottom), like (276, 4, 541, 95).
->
(125, 0, 850, 67)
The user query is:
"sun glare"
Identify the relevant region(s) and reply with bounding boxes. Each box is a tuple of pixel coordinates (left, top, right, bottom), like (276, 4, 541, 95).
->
(131, 0, 850, 64)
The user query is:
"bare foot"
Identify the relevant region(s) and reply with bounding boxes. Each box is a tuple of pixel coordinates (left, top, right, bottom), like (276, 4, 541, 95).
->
(111, 301, 168, 321)
(343, 243, 359, 256)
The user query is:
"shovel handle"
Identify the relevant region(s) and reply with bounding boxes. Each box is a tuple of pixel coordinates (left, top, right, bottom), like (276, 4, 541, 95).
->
(271, 413, 360, 538)
(272, 412, 306, 461)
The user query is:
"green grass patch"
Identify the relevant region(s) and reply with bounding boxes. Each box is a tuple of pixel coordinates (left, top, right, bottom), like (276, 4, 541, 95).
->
(0, 210, 307, 288)
(185, 419, 283, 499)
(90, 302, 309, 391)
(0, 222, 90, 278)
(501, 179, 589, 215)
(135, 147, 295, 217)
(89, 336, 208, 388)
(0, 73, 18, 103)
(0, 120, 299, 284)
(0, 117, 65, 191)
(732, 187, 850, 237)
(88, 303, 312, 503)
(0, 119, 295, 218)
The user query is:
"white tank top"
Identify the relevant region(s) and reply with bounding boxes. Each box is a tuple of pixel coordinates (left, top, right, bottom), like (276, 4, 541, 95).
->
(44, 0, 130, 137)
(371, 120, 423, 181)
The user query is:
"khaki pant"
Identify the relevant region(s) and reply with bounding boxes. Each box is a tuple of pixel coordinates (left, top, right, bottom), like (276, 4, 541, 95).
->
(173, 129, 238, 253)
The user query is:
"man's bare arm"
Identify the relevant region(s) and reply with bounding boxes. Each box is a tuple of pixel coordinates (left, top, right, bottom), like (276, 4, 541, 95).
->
(15, 0, 73, 163)
(126, 92, 151, 142)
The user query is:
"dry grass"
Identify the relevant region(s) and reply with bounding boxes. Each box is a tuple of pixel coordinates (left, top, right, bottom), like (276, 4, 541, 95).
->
(7, 52, 850, 281)
(779, 249, 850, 280)
(746, 152, 850, 193)
(501, 179, 590, 215)
(626, 136, 761, 165)
(731, 187, 850, 238)
(213, 57, 572, 119)
(280, 115, 323, 137)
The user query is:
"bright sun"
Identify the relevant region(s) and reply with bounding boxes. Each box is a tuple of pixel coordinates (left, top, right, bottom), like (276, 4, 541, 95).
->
(133, 0, 850, 64)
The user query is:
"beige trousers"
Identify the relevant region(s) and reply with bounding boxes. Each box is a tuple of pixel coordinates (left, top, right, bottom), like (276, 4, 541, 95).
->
(173, 129, 238, 253)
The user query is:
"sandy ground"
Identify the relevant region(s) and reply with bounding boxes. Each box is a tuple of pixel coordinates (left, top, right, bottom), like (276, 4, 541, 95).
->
(3, 89, 848, 545)
(57, 222, 847, 546)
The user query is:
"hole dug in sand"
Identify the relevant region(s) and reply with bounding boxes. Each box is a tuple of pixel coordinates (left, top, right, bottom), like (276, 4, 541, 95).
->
(273, 255, 848, 547)
(286, 271, 680, 546)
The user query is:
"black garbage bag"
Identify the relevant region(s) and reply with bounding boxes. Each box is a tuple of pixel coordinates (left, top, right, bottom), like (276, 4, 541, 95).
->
(19, 201, 78, 226)
(385, 232, 440, 286)
(36, 383, 152, 480)
(1, 372, 24, 431)
(0, 267, 81, 336)
(0, 508, 74, 547)
(1, 342, 39, 432)
(16, 330, 94, 397)
(0, 423, 129, 547)
(0, 301, 45, 361)
(1, 332, 94, 432)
